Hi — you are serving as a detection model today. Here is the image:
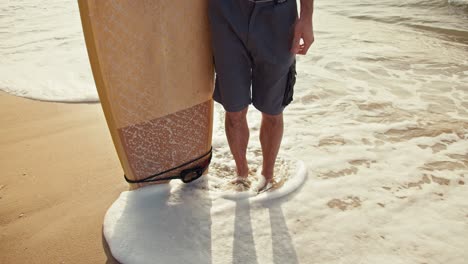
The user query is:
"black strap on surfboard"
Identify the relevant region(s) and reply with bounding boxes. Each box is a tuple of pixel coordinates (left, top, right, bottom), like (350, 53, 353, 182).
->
(123, 147, 213, 184)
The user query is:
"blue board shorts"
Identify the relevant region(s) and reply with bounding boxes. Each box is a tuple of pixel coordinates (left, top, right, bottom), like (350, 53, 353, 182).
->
(208, 0, 298, 115)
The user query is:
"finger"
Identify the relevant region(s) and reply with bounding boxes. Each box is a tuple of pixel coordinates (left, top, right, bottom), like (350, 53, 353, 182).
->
(297, 44, 306, 55)
(302, 42, 312, 55)
(301, 37, 314, 55)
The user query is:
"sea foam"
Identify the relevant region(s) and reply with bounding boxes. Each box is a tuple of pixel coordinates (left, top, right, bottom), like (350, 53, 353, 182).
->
(0, 0, 98, 102)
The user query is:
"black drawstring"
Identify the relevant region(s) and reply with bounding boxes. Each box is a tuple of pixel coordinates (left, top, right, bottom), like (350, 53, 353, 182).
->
(124, 147, 213, 184)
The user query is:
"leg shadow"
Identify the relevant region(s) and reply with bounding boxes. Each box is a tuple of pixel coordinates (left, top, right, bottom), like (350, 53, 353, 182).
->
(232, 199, 259, 264)
(268, 203, 299, 264)
(230, 199, 299, 264)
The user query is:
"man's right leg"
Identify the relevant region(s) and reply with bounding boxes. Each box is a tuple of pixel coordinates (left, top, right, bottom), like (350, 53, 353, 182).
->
(225, 107, 249, 178)
(208, 0, 254, 182)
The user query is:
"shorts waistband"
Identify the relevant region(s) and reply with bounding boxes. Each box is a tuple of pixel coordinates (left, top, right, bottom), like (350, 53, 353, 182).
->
(248, 0, 288, 3)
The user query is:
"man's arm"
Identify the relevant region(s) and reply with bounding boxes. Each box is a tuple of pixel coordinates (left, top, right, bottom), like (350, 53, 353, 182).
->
(291, 0, 314, 55)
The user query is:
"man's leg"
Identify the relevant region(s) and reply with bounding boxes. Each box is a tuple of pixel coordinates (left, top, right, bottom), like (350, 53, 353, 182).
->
(260, 112, 284, 181)
(225, 107, 250, 178)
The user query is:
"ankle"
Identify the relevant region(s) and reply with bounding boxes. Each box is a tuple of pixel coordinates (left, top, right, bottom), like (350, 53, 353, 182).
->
(237, 166, 249, 178)
(261, 170, 273, 181)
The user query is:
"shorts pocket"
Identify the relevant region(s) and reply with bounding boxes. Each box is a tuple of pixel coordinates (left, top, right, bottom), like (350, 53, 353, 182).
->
(282, 60, 296, 106)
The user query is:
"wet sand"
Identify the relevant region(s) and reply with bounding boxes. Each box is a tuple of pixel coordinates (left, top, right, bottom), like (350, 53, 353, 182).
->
(0, 91, 123, 263)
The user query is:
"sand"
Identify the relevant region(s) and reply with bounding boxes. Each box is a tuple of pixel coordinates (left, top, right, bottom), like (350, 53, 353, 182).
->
(0, 91, 124, 263)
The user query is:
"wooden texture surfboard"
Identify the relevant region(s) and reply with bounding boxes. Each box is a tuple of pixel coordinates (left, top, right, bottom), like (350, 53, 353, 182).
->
(78, 0, 214, 189)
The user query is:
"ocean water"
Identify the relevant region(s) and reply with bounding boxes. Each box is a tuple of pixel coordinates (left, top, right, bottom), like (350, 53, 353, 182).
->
(0, 0, 467, 103)
(0, 0, 96, 102)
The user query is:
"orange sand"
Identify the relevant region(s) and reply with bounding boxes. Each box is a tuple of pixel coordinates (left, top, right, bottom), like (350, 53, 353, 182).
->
(0, 91, 125, 263)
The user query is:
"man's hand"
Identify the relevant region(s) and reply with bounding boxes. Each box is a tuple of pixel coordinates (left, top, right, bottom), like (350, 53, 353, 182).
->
(291, 18, 314, 55)
(291, 0, 314, 55)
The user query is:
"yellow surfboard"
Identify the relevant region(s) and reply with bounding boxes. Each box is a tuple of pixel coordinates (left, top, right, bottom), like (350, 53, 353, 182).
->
(78, 0, 214, 189)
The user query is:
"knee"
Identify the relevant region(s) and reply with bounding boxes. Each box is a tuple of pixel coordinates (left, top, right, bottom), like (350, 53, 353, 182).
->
(226, 108, 248, 127)
(262, 113, 283, 126)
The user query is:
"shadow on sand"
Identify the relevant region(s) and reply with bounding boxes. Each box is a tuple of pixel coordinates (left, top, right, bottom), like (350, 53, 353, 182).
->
(232, 195, 300, 264)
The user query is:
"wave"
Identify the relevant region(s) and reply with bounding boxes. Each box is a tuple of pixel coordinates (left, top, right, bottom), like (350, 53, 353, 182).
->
(448, 0, 468, 7)
(403, 23, 468, 44)
(0, 0, 99, 103)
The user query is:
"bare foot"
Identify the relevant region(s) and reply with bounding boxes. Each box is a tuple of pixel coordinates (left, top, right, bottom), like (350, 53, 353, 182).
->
(230, 176, 251, 189)
(254, 175, 275, 193)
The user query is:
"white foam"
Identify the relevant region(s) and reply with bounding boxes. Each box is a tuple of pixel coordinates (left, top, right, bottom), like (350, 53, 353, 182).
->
(103, 160, 307, 264)
(218, 161, 307, 202)
(0, 0, 98, 102)
(103, 183, 213, 264)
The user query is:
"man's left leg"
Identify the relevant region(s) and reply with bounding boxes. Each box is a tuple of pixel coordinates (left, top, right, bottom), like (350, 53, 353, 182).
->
(260, 112, 284, 182)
